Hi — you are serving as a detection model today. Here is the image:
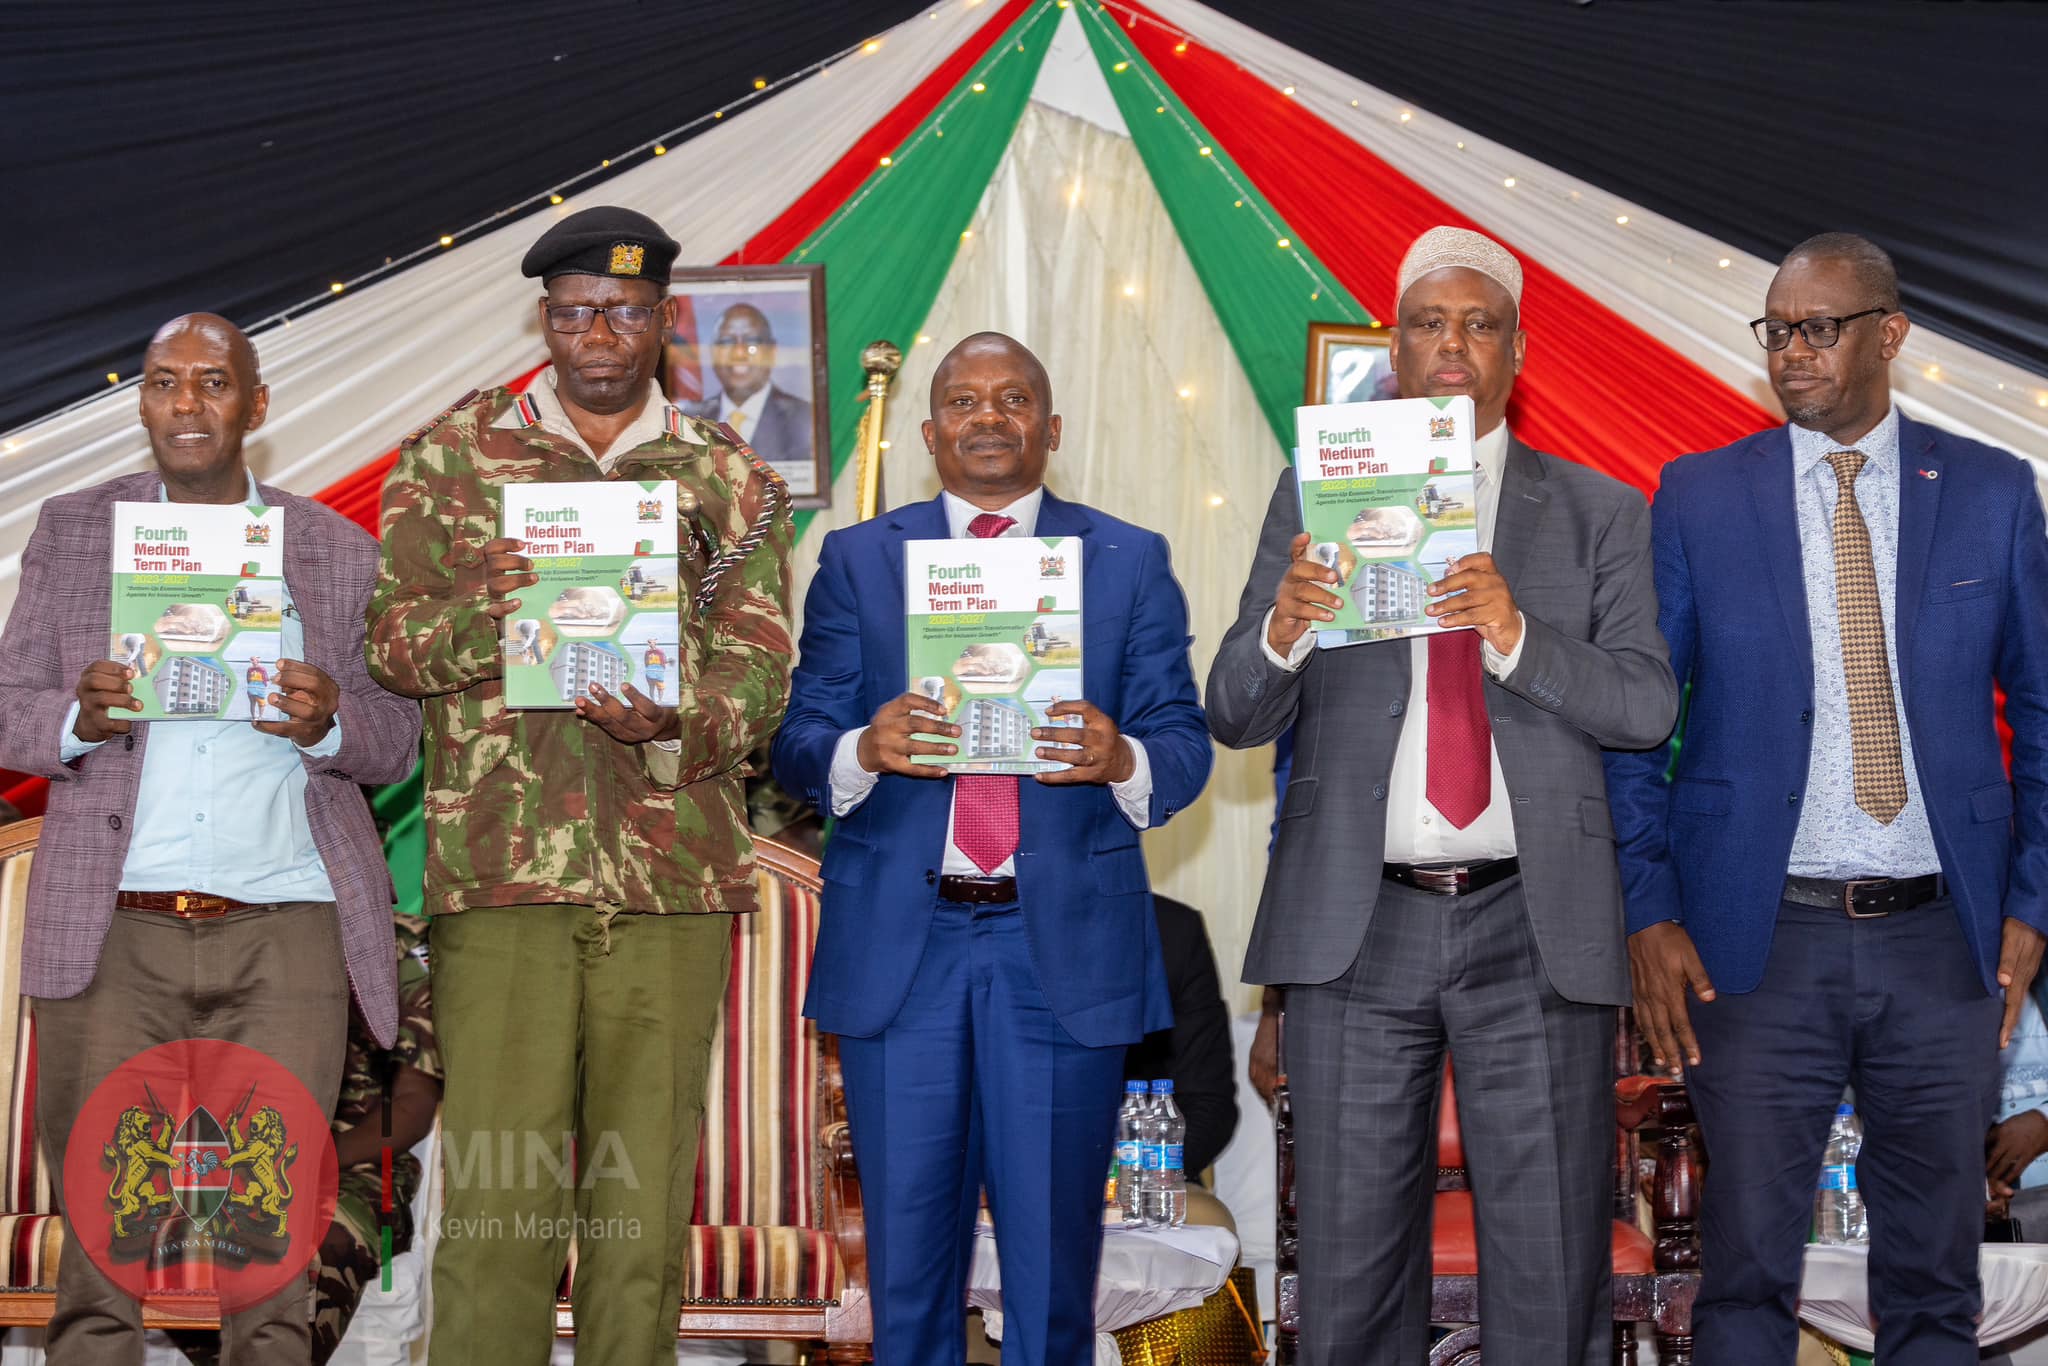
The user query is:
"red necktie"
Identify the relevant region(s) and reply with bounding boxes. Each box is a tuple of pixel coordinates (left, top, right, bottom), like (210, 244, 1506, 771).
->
(1425, 629, 1491, 830)
(952, 513, 1021, 874)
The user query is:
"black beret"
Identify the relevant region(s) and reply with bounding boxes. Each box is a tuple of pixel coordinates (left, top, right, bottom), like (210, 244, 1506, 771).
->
(520, 206, 681, 287)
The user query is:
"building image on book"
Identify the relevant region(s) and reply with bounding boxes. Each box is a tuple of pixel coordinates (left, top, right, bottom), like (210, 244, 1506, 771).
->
(549, 641, 626, 700)
(1353, 561, 1426, 625)
(159, 656, 231, 715)
(963, 698, 1032, 760)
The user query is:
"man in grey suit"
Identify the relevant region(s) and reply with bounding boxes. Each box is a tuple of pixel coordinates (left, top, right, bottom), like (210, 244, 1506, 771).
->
(1208, 228, 1676, 1366)
(685, 302, 813, 474)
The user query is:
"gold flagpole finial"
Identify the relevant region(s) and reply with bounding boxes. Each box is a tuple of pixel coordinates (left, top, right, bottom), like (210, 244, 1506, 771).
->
(855, 339, 904, 522)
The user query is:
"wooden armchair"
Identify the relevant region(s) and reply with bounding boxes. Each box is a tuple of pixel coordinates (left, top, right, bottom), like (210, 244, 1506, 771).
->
(1273, 1009, 1700, 1365)
(0, 820, 871, 1360)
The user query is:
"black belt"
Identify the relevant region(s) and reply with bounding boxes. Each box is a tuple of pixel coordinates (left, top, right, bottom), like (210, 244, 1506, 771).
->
(1782, 873, 1945, 919)
(1382, 858, 1521, 898)
(937, 875, 1018, 905)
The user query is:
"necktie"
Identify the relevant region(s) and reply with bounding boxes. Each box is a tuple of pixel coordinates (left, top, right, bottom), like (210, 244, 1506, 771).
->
(1824, 450, 1908, 824)
(1425, 628, 1492, 830)
(727, 408, 749, 438)
(952, 512, 1021, 873)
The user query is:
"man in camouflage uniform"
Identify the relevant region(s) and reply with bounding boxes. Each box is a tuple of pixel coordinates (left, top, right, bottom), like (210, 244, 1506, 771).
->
(364, 206, 794, 1366)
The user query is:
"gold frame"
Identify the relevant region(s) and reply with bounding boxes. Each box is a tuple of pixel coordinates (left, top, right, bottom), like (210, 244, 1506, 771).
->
(1304, 321, 1394, 406)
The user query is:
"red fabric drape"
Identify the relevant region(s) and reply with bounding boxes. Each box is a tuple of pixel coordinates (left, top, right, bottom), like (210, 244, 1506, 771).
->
(1119, 1, 1777, 495)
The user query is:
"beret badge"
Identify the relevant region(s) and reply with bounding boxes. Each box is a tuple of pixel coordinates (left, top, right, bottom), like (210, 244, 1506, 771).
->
(608, 242, 646, 276)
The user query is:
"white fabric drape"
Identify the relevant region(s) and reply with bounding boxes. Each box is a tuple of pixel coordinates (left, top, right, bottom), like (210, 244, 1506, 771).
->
(801, 46, 1287, 1004)
(1149, 0, 2048, 477)
(0, 0, 1002, 621)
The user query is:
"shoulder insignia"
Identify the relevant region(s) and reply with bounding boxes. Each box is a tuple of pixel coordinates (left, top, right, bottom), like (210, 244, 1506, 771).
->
(402, 389, 480, 448)
(511, 391, 542, 428)
(711, 421, 787, 489)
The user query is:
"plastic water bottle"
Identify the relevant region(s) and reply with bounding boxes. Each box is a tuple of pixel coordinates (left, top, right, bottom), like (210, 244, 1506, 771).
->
(1115, 1080, 1148, 1224)
(1814, 1103, 1869, 1245)
(1144, 1079, 1188, 1228)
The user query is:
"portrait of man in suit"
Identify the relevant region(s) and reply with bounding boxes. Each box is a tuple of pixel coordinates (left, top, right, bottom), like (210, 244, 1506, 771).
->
(1209, 226, 1677, 1366)
(681, 301, 815, 484)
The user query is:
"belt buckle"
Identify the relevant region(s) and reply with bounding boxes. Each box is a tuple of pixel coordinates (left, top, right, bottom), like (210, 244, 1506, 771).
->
(1411, 866, 1466, 897)
(173, 892, 231, 920)
(1842, 879, 1892, 919)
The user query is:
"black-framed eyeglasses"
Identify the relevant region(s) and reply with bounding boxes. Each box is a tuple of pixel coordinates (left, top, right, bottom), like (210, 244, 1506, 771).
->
(1749, 307, 1888, 352)
(545, 304, 657, 335)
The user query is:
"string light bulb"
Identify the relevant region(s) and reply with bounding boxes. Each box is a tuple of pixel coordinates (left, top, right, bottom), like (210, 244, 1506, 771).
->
(1208, 494, 1225, 507)
(1198, 146, 1212, 156)
(1718, 257, 1731, 268)
(754, 78, 767, 89)
(329, 282, 345, 294)
(106, 372, 120, 384)
(550, 193, 564, 204)
(1502, 176, 1516, 188)
(653, 144, 667, 155)
(972, 82, 986, 92)
(1174, 42, 1187, 53)
(880, 155, 893, 166)
(1123, 283, 1137, 297)
(1615, 214, 1630, 225)
(916, 334, 932, 344)
(879, 439, 892, 449)
(862, 39, 881, 54)
(1282, 85, 1295, 96)
(1113, 61, 1129, 72)
(1276, 237, 1291, 249)
(1397, 108, 1410, 121)
(1178, 386, 1194, 399)
(439, 235, 454, 247)
(960, 228, 974, 240)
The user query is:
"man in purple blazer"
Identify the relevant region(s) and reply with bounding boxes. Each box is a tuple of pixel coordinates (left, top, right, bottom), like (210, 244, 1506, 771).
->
(0, 314, 420, 1362)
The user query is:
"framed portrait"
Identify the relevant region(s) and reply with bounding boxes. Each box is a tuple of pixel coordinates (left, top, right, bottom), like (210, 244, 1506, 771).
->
(664, 264, 831, 508)
(1305, 321, 1396, 406)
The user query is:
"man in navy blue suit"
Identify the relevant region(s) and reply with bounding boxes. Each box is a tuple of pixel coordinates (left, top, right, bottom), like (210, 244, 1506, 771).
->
(1606, 233, 2048, 1363)
(773, 332, 1212, 1366)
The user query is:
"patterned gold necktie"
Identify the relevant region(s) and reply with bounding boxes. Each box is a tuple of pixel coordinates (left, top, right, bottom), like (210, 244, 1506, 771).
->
(728, 408, 749, 438)
(1824, 450, 1908, 824)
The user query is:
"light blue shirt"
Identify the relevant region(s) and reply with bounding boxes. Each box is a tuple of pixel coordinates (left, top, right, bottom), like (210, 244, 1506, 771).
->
(1997, 987, 2048, 1191)
(60, 474, 339, 901)
(1785, 407, 1942, 879)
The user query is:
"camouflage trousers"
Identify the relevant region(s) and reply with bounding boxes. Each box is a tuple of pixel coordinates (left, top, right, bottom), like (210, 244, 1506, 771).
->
(429, 904, 732, 1366)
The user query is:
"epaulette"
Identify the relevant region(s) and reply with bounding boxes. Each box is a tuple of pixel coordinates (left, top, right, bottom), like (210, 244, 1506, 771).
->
(710, 421, 788, 491)
(401, 389, 481, 448)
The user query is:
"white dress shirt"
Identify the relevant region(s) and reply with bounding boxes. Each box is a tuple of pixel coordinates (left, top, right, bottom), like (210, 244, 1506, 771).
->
(717, 385, 772, 441)
(827, 488, 1154, 876)
(1263, 423, 1524, 863)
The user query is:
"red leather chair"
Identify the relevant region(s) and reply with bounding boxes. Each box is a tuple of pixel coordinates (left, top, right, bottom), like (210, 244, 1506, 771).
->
(1273, 1011, 1700, 1366)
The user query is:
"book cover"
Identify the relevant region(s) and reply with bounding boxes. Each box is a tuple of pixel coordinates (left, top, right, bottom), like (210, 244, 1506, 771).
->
(499, 480, 681, 709)
(110, 500, 286, 721)
(904, 536, 1084, 774)
(1292, 394, 1478, 648)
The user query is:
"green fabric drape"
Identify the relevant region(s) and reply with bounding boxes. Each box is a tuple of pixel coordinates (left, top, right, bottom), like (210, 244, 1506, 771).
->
(1075, 4, 1373, 451)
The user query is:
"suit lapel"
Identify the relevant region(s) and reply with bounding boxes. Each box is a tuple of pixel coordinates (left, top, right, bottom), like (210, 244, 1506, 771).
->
(1893, 417, 1942, 701)
(1489, 436, 1551, 584)
(1745, 429, 1814, 694)
(271, 490, 334, 669)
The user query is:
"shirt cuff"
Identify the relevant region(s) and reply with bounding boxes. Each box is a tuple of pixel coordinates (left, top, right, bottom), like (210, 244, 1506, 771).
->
(1109, 737, 1153, 830)
(829, 727, 882, 818)
(295, 719, 344, 757)
(1258, 608, 1316, 673)
(1482, 612, 1528, 680)
(59, 701, 104, 763)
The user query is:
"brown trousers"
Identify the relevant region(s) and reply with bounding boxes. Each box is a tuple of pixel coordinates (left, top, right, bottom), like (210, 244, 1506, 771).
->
(34, 902, 350, 1366)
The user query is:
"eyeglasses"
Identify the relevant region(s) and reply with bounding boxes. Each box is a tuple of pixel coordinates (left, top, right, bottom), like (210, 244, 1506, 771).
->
(545, 305, 657, 335)
(1749, 307, 1888, 352)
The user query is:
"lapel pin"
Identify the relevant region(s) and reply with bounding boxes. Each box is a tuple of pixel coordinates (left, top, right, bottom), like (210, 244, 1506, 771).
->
(1919, 468, 1939, 479)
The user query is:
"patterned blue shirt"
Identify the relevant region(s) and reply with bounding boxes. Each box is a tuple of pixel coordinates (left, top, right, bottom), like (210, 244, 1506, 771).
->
(1997, 985, 2048, 1191)
(1785, 407, 1942, 879)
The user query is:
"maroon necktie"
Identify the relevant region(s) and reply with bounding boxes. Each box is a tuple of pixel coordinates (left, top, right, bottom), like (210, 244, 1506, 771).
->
(952, 513, 1020, 873)
(1425, 629, 1491, 829)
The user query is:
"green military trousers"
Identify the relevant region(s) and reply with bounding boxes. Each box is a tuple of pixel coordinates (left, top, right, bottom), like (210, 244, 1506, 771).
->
(429, 904, 731, 1366)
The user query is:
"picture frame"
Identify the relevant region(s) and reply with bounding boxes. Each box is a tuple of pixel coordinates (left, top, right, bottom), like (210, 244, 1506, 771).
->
(1305, 321, 1396, 407)
(664, 264, 831, 508)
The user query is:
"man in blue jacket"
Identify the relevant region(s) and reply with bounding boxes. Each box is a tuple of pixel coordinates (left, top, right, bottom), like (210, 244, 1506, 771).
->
(1606, 232, 2048, 1364)
(773, 332, 1212, 1366)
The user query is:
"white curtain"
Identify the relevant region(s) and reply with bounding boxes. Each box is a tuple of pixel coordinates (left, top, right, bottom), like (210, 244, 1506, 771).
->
(797, 75, 1286, 1004)
(0, 0, 1002, 621)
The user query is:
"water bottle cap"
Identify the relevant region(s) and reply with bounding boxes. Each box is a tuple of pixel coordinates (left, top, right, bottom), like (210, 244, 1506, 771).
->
(1150, 1079, 1174, 1094)
(1836, 1103, 1854, 1117)
(1126, 1080, 1148, 1093)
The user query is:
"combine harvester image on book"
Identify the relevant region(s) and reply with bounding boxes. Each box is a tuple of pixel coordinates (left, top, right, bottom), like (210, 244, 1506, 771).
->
(500, 480, 679, 708)
(904, 536, 1085, 775)
(1293, 393, 1479, 648)
(109, 500, 286, 720)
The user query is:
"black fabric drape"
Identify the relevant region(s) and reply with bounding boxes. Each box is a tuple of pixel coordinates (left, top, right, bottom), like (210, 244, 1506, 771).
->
(1200, 0, 2048, 381)
(0, 2, 930, 432)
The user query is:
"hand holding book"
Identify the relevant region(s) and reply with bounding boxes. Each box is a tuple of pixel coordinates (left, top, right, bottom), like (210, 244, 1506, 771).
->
(252, 658, 339, 747)
(480, 536, 538, 621)
(1423, 552, 1522, 655)
(1265, 532, 1345, 655)
(72, 661, 143, 743)
(857, 692, 960, 779)
(1029, 700, 1134, 786)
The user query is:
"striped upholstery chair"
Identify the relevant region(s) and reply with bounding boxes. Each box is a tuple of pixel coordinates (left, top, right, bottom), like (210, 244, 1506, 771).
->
(0, 822, 871, 1355)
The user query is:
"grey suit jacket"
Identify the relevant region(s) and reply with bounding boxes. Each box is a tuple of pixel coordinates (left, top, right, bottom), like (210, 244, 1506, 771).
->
(1207, 438, 1676, 1005)
(0, 471, 422, 1044)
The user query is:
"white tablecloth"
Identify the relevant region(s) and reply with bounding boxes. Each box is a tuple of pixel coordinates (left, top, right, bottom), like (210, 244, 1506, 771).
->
(970, 1222, 1240, 1366)
(1800, 1243, 2048, 1351)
